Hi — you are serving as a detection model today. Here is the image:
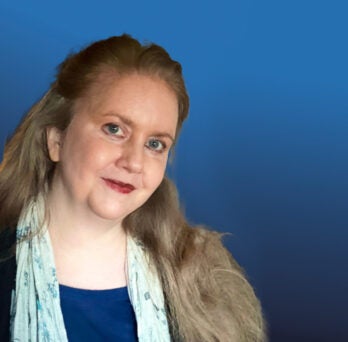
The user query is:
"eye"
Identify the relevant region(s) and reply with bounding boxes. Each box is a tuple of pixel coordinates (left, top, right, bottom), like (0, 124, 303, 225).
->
(146, 138, 166, 153)
(103, 123, 124, 137)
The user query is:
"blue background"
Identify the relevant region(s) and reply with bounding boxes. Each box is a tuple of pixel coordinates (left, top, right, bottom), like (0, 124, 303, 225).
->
(1, 1, 347, 340)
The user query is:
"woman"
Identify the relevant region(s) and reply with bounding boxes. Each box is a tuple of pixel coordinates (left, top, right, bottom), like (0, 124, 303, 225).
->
(0, 35, 265, 341)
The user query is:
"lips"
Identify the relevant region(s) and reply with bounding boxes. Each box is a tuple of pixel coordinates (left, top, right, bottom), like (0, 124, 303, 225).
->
(102, 178, 135, 194)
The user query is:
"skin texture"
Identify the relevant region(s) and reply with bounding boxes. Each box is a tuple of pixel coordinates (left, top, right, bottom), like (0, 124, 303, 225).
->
(45, 73, 179, 289)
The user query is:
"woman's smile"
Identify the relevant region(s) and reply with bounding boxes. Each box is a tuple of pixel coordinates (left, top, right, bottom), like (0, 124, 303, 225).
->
(102, 178, 135, 194)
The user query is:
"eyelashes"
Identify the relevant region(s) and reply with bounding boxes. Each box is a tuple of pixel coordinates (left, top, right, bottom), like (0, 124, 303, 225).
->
(102, 123, 168, 153)
(103, 123, 124, 137)
(145, 139, 166, 153)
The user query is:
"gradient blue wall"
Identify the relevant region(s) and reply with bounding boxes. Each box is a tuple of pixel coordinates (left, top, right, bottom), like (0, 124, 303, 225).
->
(1, 1, 347, 340)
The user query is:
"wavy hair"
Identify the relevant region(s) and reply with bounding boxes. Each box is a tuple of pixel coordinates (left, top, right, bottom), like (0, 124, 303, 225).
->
(0, 34, 265, 341)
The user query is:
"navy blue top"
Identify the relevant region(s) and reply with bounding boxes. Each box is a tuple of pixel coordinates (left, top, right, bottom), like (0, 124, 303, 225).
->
(59, 284, 138, 341)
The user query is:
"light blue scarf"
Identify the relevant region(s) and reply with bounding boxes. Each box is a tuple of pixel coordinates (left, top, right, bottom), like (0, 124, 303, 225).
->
(10, 196, 171, 341)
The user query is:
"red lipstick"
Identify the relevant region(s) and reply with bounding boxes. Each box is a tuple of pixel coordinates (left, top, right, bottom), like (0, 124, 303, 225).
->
(102, 178, 135, 194)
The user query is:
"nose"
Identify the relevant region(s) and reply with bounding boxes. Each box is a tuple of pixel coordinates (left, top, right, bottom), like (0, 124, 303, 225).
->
(116, 139, 144, 174)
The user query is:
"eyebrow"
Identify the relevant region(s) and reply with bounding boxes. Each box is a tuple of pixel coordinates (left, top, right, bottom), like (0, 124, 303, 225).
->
(102, 112, 175, 142)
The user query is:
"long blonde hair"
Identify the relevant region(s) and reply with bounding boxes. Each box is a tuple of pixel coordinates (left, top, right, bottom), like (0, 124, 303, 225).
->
(0, 35, 265, 341)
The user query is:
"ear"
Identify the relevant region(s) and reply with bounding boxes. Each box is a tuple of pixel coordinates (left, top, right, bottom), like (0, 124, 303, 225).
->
(46, 127, 63, 162)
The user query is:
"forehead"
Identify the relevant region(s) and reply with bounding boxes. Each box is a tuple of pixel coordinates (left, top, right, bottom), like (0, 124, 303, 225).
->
(72, 73, 179, 133)
(75, 72, 176, 107)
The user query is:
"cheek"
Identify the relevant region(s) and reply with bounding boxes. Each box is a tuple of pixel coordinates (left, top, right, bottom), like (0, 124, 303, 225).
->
(79, 133, 114, 159)
(61, 136, 110, 177)
(145, 159, 167, 189)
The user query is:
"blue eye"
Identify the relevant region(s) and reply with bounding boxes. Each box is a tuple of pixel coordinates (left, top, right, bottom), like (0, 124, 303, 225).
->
(146, 139, 166, 152)
(104, 123, 124, 137)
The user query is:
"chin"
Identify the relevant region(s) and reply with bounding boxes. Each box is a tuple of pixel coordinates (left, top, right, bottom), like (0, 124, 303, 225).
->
(87, 194, 150, 223)
(90, 202, 139, 224)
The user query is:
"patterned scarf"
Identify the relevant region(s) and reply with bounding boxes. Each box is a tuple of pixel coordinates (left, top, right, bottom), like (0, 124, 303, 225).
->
(10, 196, 171, 341)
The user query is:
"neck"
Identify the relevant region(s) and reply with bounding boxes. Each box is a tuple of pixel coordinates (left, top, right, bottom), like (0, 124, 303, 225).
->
(45, 190, 128, 290)
(46, 183, 126, 249)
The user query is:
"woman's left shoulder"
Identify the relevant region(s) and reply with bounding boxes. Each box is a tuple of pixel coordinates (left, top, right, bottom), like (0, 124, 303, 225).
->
(187, 226, 241, 272)
(181, 226, 267, 341)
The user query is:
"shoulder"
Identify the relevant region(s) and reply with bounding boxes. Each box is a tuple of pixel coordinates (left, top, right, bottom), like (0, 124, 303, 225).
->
(175, 226, 266, 341)
(180, 226, 243, 279)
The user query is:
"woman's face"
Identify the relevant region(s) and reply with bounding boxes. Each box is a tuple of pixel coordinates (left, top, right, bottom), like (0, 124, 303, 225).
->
(47, 73, 178, 224)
